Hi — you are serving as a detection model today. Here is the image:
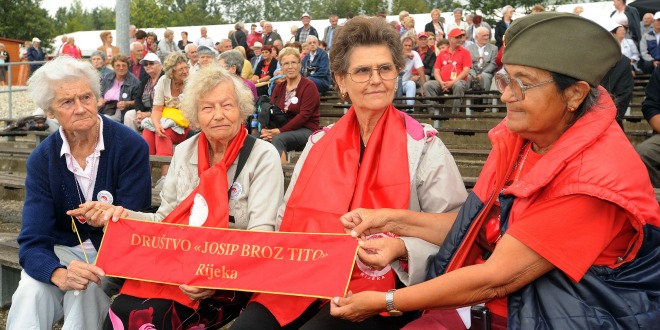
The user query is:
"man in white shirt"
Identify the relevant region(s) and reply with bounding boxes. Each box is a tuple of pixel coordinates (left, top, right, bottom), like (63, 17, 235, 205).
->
(400, 37, 426, 111)
(185, 44, 200, 75)
(195, 27, 214, 48)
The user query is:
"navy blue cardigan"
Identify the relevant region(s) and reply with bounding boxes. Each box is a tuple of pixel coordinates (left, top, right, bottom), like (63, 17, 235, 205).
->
(18, 116, 152, 284)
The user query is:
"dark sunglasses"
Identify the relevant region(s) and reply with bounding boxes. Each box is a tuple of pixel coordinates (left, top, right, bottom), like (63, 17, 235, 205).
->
(144, 61, 158, 66)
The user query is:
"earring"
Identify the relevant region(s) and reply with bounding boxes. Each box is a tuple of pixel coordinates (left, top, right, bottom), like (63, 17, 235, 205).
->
(568, 105, 576, 112)
(341, 92, 347, 99)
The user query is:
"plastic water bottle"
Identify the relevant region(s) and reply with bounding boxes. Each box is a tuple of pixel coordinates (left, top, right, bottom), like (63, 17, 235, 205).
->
(250, 113, 259, 136)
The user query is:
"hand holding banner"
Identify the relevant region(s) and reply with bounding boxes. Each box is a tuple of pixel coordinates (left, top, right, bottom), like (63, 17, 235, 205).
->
(95, 218, 358, 299)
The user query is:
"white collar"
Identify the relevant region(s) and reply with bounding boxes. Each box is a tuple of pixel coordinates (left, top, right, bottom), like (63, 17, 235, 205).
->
(60, 115, 105, 157)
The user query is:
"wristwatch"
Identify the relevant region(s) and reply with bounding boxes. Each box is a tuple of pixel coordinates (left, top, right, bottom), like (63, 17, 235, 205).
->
(385, 289, 403, 316)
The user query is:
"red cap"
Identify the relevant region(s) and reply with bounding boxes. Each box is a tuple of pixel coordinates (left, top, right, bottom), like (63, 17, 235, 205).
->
(448, 28, 465, 38)
(417, 32, 429, 38)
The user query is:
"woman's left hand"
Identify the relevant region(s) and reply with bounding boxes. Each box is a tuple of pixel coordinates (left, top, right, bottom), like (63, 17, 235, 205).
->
(330, 291, 385, 322)
(260, 128, 280, 142)
(357, 236, 407, 269)
(117, 101, 128, 110)
(179, 284, 216, 301)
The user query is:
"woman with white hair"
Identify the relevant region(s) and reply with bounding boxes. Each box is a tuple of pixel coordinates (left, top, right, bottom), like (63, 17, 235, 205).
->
(219, 49, 258, 98)
(6, 56, 152, 330)
(495, 5, 514, 49)
(157, 29, 181, 63)
(79, 65, 283, 330)
(90, 51, 113, 78)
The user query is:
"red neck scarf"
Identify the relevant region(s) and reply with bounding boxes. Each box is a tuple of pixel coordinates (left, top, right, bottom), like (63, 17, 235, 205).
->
(120, 128, 247, 309)
(253, 104, 411, 325)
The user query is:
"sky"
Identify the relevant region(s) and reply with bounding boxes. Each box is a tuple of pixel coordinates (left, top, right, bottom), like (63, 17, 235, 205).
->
(42, 0, 116, 16)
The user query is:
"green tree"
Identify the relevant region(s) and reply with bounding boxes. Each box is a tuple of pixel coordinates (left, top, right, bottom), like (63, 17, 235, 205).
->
(391, 0, 429, 14)
(0, 0, 57, 50)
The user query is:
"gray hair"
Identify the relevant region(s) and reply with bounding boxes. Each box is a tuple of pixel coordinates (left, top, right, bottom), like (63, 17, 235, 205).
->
(130, 41, 143, 51)
(90, 50, 107, 61)
(476, 26, 490, 35)
(28, 56, 100, 112)
(185, 43, 197, 53)
(306, 35, 319, 43)
(235, 22, 244, 30)
(180, 66, 254, 129)
(218, 50, 244, 74)
(502, 5, 513, 16)
(453, 8, 463, 14)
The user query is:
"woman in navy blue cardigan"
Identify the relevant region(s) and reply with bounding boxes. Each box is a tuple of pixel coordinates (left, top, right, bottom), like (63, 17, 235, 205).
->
(6, 56, 152, 329)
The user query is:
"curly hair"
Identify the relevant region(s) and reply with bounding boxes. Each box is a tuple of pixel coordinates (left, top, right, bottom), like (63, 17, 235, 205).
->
(163, 52, 188, 79)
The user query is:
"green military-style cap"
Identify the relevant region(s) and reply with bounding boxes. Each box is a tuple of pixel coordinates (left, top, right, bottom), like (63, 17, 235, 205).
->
(502, 12, 620, 87)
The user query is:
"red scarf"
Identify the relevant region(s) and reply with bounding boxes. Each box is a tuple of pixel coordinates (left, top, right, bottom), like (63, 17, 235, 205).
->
(120, 128, 248, 309)
(252, 105, 410, 325)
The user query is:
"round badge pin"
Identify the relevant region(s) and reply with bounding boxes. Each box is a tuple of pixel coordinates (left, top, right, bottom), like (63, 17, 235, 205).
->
(97, 190, 114, 204)
(122, 92, 128, 99)
(291, 97, 299, 105)
(230, 182, 242, 200)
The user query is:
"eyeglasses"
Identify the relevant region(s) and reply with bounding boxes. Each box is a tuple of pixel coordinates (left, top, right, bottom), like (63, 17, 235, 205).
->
(495, 72, 553, 101)
(281, 61, 300, 67)
(144, 61, 158, 66)
(347, 64, 398, 83)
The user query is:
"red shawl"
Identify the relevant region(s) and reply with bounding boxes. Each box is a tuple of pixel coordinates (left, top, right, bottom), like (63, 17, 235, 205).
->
(120, 128, 248, 309)
(252, 104, 411, 325)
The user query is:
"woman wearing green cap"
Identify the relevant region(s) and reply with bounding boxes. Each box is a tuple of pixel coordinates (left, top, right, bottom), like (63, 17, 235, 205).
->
(330, 12, 660, 329)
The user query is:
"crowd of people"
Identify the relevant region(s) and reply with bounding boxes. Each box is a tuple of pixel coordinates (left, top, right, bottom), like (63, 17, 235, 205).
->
(5, 4, 660, 330)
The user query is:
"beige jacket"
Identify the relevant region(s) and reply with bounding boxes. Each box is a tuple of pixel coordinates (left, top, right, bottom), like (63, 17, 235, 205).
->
(128, 134, 284, 231)
(278, 123, 467, 285)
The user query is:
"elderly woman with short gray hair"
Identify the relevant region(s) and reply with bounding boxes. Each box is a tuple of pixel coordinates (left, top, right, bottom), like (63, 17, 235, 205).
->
(6, 56, 151, 329)
(79, 65, 283, 330)
(157, 29, 180, 63)
(90, 50, 113, 78)
(219, 49, 258, 98)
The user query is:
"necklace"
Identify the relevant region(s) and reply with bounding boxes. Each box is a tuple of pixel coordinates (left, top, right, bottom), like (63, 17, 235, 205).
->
(514, 142, 532, 182)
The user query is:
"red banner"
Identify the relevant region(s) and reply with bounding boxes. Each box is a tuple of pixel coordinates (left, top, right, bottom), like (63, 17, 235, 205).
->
(95, 218, 358, 299)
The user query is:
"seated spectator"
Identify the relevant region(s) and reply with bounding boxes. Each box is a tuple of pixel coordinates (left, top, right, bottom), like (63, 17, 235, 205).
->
(146, 32, 158, 53)
(300, 36, 331, 94)
(134, 30, 148, 57)
(157, 29, 181, 63)
(85, 66, 283, 330)
(124, 53, 164, 132)
(300, 42, 310, 59)
(640, 12, 660, 74)
(424, 28, 472, 113)
(414, 32, 436, 81)
(251, 45, 278, 96)
(197, 45, 216, 69)
(6, 56, 151, 329)
(330, 13, 660, 329)
(185, 44, 200, 75)
(97, 31, 121, 66)
(98, 54, 140, 122)
(425, 8, 446, 39)
(261, 47, 320, 163)
(178, 31, 192, 51)
(613, 24, 642, 73)
(273, 39, 284, 55)
(400, 16, 418, 44)
(466, 26, 498, 91)
(61, 37, 82, 59)
(141, 52, 190, 188)
(636, 66, 660, 188)
(90, 51, 113, 78)
(400, 37, 426, 111)
(234, 46, 254, 79)
(436, 38, 449, 53)
(231, 17, 466, 329)
(250, 42, 263, 72)
(598, 20, 634, 129)
(219, 50, 258, 99)
(128, 41, 147, 80)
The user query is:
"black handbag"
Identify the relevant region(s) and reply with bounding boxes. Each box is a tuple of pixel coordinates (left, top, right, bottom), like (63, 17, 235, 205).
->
(98, 100, 118, 116)
(255, 94, 289, 129)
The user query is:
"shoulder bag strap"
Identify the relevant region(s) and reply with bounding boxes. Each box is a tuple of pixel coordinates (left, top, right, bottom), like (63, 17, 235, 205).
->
(227, 134, 257, 223)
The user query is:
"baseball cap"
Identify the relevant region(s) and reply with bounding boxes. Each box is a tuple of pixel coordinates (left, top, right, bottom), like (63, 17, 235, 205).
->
(252, 41, 263, 48)
(32, 37, 41, 43)
(417, 32, 429, 38)
(139, 52, 161, 65)
(448, 28, 465, 38)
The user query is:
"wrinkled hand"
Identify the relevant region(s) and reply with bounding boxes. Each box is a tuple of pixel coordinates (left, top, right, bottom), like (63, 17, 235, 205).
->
(260, 128, 280, 142)
(51, 260, 105, 292)
(330, 291, 386, 322)
(357, 236, 407, 270)
(136, 111, 151, 125)
(117, 101, 127, 110)
(67, 201, 126, 227)
(180, 284, 216, 301)
(340, 208, 398, 237)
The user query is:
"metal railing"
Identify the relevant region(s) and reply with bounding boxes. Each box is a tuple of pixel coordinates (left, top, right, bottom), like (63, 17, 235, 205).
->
(0, 61, 48, 119)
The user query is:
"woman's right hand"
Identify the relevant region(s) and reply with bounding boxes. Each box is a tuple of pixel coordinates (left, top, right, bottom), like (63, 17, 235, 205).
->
(153, 120, 166, 137)
(340, 208, 398, 238)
